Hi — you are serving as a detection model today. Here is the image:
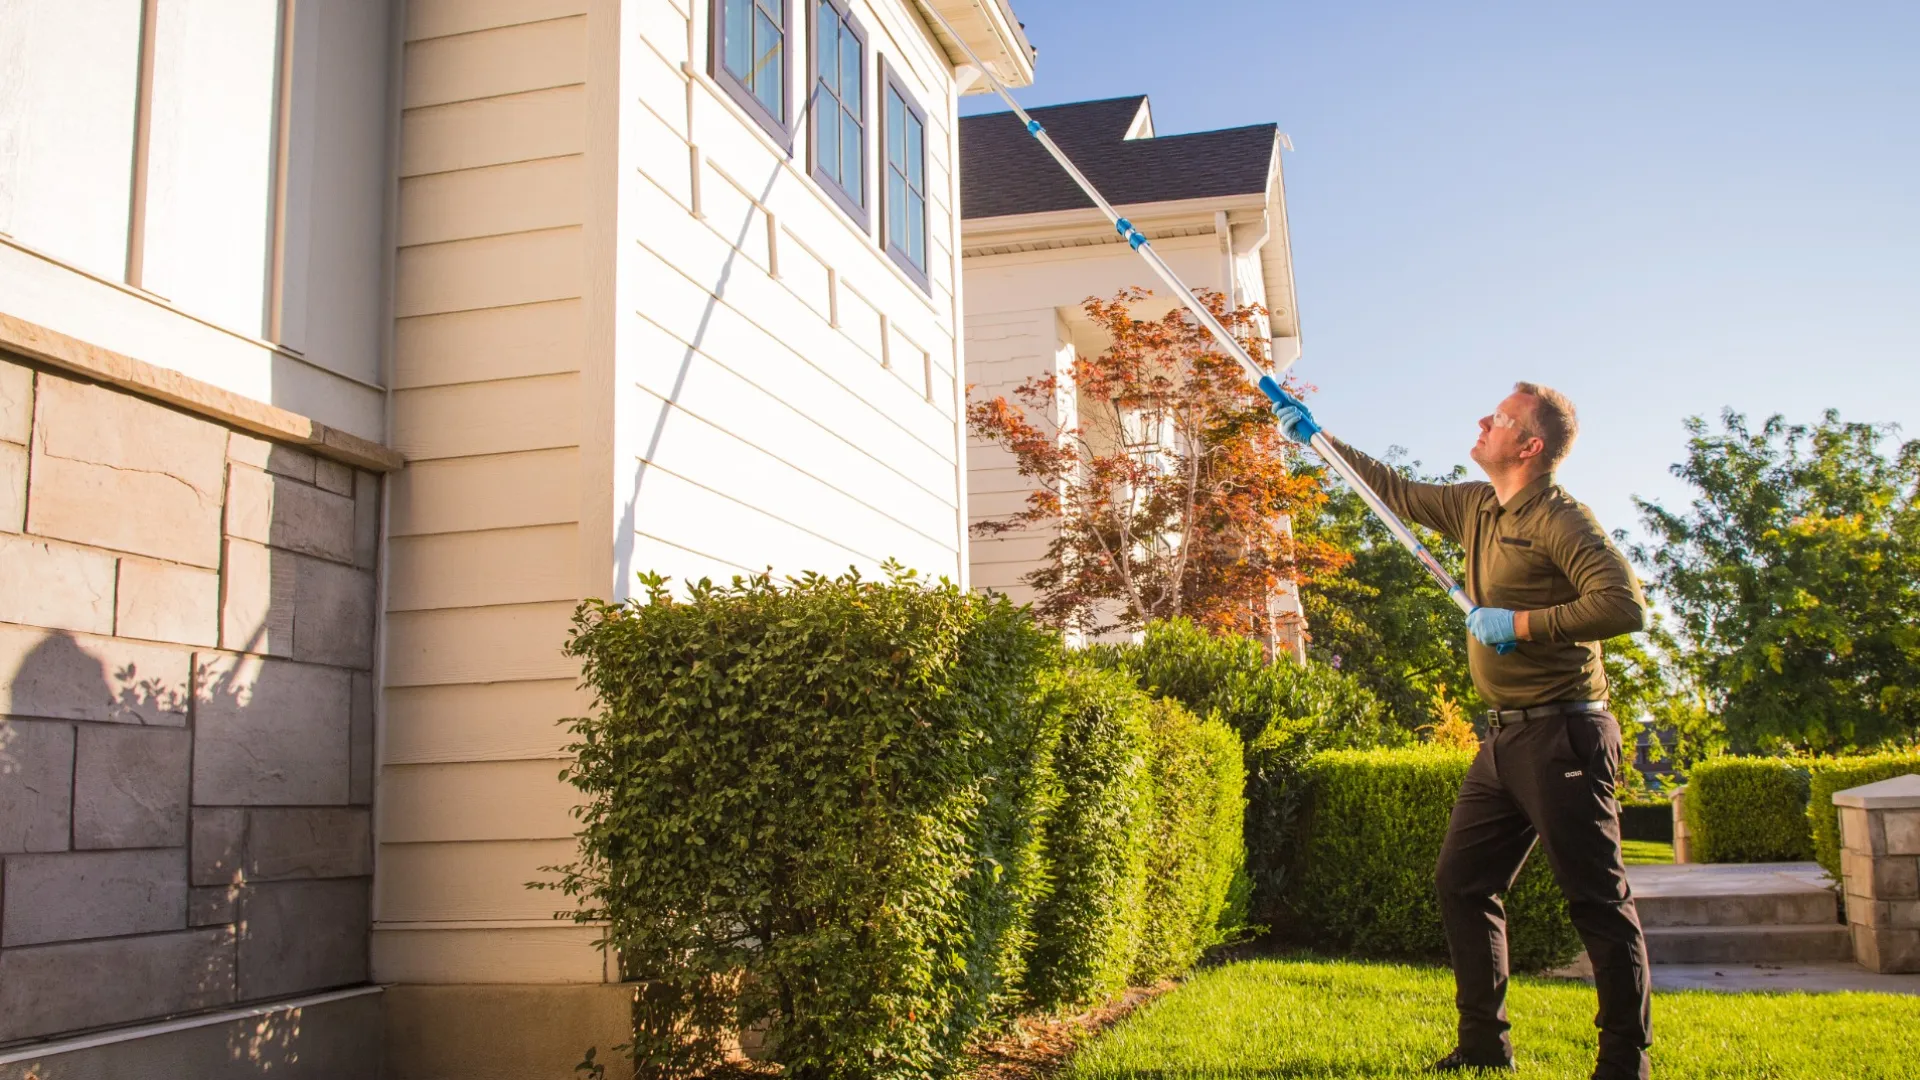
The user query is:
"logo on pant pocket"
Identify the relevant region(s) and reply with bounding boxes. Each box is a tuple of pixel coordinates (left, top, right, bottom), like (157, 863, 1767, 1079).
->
(1563, 770, 1585, 778)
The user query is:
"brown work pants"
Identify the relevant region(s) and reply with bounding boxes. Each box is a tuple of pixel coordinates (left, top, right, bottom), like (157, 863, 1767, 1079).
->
(1435, 706, 1652, 1080)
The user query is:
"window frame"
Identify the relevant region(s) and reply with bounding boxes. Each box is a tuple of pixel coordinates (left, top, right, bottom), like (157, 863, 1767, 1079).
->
(806, 0, 869, 229)
(709, 0, 794, 149)
(878, 58, 931, 291)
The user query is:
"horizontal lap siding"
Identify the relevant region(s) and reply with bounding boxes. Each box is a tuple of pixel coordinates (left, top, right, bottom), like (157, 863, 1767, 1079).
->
(965, 308, 1067, 603)
(629, 0, 964, 589)
(380, 6, 595, 967)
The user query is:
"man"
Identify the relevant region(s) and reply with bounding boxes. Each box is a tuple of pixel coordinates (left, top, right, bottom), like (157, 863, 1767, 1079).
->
(1274, 383, 1651, 1080)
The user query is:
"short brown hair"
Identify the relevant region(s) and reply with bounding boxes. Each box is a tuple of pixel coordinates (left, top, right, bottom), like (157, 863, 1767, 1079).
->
(1512, 381, 1578, 468)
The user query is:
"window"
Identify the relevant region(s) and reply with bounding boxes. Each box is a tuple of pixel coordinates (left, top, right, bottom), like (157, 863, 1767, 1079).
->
(808, 0, 865, 226)
(711, 0, 789, 142)
(880, 64, 928, 288)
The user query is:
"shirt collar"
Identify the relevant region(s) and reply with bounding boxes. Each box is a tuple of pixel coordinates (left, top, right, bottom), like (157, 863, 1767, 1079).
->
(1499, 472, 1557, 515)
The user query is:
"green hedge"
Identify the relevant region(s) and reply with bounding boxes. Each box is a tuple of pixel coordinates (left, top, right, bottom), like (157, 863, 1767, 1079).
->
(1023, 665, 1155, 1012)
(551, 569, 1058, 1080)
(1090, 618, 1392, 928)
(1131, 699, 1248, 984)
(1807, 752, 1920, 881)
(1684, 758, 1814, 863)
(1284, 748, 1582, 973)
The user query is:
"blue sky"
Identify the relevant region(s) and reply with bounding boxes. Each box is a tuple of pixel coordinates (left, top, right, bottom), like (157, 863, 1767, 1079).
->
(960, 0, 1920, 546)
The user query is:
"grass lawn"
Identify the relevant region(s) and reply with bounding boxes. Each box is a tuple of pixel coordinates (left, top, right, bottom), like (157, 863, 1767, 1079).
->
(1066, 957, 1920, 1079)
(1621, 839, 1674, 864)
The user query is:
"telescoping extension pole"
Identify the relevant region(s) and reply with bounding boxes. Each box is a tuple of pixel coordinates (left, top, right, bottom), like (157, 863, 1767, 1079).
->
(923, 6, 1476, 617)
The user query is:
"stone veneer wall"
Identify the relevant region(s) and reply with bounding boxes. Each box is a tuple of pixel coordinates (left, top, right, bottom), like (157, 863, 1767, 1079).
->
(0, 353, 379, 1046)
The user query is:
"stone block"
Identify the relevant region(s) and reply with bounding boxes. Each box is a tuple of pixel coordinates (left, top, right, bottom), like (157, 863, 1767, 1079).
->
(1886, 809, 1920, 857)
(316, 457, 355, 496)
(227, 430, 316, 483)
(294, 556, 376, 668)
(1851, 898, 1920, 930)
(0, 622, 191, 725)
(225, 464, 356, 564)
(237, 878, 370, 1000)
(1851, 924, 1920, 974)
(193, 652, 351, 805)
(74, 724, 191, 849)
(192, 807, 247, 887)
(1, 848, 188, 946)
(247, 807, 372, 880)
(0, 926, 235, 1042)
(1840, 805, 1875, 854)
(0, 719, 73, 853)
(1846, 849, 1920, 901)
(354, 469, 380, 569)
(0, 439, 23, 533)
(115, 555, 220, 646)
(0, 357, 30, 444)
(190, 883, 238, 926)
(0, 533, 117, 634)
(220, 538, 296, 656)
(350, 672, 374, 805)
(27, 375, 225, 567)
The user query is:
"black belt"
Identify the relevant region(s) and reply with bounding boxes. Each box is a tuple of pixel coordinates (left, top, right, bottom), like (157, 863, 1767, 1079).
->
(1484, 699, 1608, 730)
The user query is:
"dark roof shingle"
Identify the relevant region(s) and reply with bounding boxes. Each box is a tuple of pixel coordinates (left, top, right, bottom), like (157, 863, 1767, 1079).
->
(960, 96, 1276, 220)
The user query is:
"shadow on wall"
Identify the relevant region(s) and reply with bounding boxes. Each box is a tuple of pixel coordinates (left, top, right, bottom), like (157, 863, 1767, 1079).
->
(0, 627, 365, 1073)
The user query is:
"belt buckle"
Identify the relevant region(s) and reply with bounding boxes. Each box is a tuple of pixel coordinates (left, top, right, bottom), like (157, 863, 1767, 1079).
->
(1484, 709, 1503, 730)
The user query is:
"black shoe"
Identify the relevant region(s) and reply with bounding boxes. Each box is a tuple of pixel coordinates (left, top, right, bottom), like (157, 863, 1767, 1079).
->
(1429, 1048, 1517, 1072)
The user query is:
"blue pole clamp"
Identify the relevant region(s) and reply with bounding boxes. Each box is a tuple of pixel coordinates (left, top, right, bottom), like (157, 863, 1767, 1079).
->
(1114, 217, 1149, 250)
(1257, 375, 1322, 440)
(1026, 119, 1044, 136)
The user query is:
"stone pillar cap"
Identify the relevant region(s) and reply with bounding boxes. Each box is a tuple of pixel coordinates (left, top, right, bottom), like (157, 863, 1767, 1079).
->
(1832, 773, 1920, 809)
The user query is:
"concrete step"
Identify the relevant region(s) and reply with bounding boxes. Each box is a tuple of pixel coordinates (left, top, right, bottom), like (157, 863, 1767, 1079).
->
(1636, 889, 1838, 928)
(1643, 924, 1854, 965)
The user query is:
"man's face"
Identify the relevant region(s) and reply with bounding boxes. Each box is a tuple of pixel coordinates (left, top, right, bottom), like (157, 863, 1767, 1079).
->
(1471, 391, 1545, 470)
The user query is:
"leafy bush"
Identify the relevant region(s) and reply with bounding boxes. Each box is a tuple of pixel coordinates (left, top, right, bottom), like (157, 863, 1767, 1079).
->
(1619, 794, 1674, 843)
(1022, 664, 1155, 1012)
(1683, 757, 1814, 863)
(549, 568, 1058, 1080)
(1089, 618, 1395, 927)
(1807, 751, 1920, 880)
(1131, 699, 1248, 983)
(1284, 747, 1582, 973)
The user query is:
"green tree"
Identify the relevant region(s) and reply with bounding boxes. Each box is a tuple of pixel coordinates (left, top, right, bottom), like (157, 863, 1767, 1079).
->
(1632, 409, 1920, 754)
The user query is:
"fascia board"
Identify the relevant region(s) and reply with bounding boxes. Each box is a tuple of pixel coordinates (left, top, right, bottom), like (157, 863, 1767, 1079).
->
(962, 193, 1269, 248)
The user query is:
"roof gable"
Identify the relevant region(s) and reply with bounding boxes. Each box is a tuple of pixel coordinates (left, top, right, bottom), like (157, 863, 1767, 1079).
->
(960, 96, 1276, 219)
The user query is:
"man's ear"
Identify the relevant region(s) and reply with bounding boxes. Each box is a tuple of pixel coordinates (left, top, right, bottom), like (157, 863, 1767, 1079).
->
(1518, 435, 1546, 462)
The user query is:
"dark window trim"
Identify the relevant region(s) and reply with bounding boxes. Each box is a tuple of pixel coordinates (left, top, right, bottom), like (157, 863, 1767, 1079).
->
(806, 0, 868, 229)
(878, 57, 931, 292)
(709, 0, 794, 151)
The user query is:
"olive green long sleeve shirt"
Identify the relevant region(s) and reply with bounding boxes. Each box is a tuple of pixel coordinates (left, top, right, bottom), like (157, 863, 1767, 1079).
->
(1326, 437, 1648, 709)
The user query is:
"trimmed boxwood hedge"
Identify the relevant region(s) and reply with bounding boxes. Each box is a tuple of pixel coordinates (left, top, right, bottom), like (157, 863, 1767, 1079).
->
(1022, 664, 1155, 1012)
(551, 569, 1061, 1080)
(1283, 747, 1582, 973)
(1683, 758, 1815, 863)
(1807, 752, 1920, 881)
(1131, 698, 1247, 984)
(1089, 618, 1393, 929)
(549, 572, 1252, 1078)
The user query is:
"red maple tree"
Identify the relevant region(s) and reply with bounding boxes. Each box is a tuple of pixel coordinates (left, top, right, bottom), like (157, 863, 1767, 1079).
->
(967, 287, 1348, 638)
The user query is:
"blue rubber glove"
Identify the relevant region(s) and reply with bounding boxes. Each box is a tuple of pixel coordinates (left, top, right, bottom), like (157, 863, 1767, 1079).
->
(1467, 606, 1520, 655)
(1270, 402, 1321, 444)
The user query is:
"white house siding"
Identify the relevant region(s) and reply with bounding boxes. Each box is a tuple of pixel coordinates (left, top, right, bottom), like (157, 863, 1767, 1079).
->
(0, 0, 392, 442)
(376, 0, 603, 989)
(621, 0, 967, 595)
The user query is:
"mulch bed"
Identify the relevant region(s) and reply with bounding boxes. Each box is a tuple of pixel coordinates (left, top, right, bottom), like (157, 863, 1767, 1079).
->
(958, 982, 1175, 1080)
